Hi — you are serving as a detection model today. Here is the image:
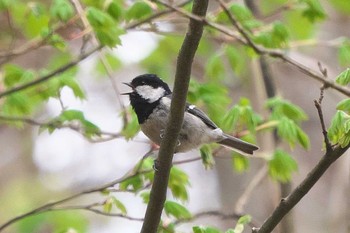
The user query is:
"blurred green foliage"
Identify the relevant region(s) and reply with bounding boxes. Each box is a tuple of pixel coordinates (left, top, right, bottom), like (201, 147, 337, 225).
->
(0, 0, 350, 232)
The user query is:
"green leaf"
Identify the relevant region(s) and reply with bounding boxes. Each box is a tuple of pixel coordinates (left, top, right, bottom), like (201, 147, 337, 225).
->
(188, 80, 231, 123)
(328, 110, 347, 143)
(86, 7, 114, 28)
(221, 105, 241, 132)
(271, 21, 290, 46)
(225, 230, 235, 233)
(221, 97, 261, 133)
(237, 215, 251, 225)
(169, 167, 190, 201)
(232, 153, 249, 173)
(299, 0, 326, 22)
(41, 110, 100, 137)
(62, 77, 85, 99)
(253, 21, 289, 48)
(266, 97, 308, 122)
(60, 110, 84, 121)
(86, 7, 124, 47)
(192, 226, 222, 233)
(225, 46, 245, 74)
(112, 197, 127, 215)
(267, 97, 310, 148)
(106, 1, 123, 21)
(159, 220, 176, 233)
(103, 197, 126, 215)
(231, 215, 251, 233)
(140, 191, 150, 204)
(164, 201, 191, 220)
(337, 99, 350, 113)
(296, 126, 310, 149)
(193, 226, 206, 233)
(268, 149, 298, 182)
(284, 10, 314, 39)
(216, 3, 261, 30)
(126, 1, 152, 21)
(24, 2, 50, 38)
(0, 0, 11, 10)
(335, 68, 350, 85)
(328, 110, 350, 147)
(119, 175, 143, 191)
(121, 110, 140, 139)
(205, 53, 226, 80)
(50, 0, 74, 22)
(3, 64, 35, 87)
(277, 117, 298, 148)
(200, 145, 215, 169)
(103, 197, 113, 213)
(48, 33, 67, 51)
(2, 92, 37, 118)
(338, 39, 350, 67)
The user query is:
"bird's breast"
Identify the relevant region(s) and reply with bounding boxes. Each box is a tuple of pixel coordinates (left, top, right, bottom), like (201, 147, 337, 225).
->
(140, 104, 224, 153)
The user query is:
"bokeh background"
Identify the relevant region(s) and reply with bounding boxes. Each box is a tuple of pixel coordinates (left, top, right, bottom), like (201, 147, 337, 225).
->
(0, 0, 349, 233)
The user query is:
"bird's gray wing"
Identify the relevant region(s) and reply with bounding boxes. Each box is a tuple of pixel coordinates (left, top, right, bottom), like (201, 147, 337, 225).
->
(185, 103, 218, 129)
(166, 94, 218, 129)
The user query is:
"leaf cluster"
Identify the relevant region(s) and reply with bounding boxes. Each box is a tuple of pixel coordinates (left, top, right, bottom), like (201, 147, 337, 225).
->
(192, 215, 251, 233)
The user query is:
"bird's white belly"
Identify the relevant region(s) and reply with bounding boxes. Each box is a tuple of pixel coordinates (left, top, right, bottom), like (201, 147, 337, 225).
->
(141, 107, 224, 152)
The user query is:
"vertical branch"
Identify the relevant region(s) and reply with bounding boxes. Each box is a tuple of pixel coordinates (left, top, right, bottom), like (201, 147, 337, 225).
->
(140, 1, 209, 233)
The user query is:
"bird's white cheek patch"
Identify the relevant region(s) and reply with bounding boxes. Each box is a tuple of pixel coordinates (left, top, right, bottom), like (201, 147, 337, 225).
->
(136, 86, 165, 103)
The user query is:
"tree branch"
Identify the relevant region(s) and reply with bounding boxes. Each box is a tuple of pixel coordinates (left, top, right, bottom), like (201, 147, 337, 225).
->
(140, 1, 209, 233)
(0, 160, 152, 232)
(159, 0, 350, 97)
(0, 115, 122, 142)
(172, 210, 258, 228)
(52, 205, 144, 221)
(253, 144, 350, 233)
(0, 1, 192, 99)
(0, 45, 102, 99)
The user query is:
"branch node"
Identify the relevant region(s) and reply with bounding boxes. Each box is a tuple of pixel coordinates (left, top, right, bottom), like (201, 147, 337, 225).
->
(281, 197, 287, 203)
(317, 61, 328, 78)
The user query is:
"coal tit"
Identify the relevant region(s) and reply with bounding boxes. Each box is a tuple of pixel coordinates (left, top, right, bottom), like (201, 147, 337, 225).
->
(123, 74, 258, 155)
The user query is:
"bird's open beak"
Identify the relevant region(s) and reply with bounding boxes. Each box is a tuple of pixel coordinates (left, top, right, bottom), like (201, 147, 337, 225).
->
(121, 82, 134, 95)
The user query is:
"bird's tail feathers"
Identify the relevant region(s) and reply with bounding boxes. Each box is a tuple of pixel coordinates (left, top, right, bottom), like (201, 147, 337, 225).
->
(218, 134, 259, 155)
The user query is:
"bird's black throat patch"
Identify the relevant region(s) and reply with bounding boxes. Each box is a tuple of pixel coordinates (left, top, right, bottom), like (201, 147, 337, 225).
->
(129, 93, 160, 124)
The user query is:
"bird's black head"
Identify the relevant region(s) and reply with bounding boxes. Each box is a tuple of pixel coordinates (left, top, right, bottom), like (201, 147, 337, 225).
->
(123, 74, 172, 123)
(123, 74, 171, 103)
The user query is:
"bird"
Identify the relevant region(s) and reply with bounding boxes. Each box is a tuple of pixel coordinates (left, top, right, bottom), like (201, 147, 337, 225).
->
(122, 74, 258, 155)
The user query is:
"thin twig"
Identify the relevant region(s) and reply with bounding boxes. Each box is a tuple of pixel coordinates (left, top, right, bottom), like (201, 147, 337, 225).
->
(0, 45, 102, 99)
(157, 0, 350, 97)
(52, 206, 144, 221)
(126, 0, 192, 30)
(234, 166, 268, 214)
(216, 0, 259, 51)
(0, 15, 81, 65)
(0, 1, 193, 100)
(0, 158, 153, 232)
(172, 210, 258, 228)
(314, 100, 332, 152)
(155, 0, 244, 43)
(0, 115, 122, 142)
